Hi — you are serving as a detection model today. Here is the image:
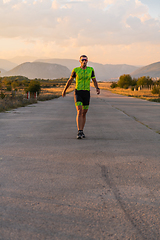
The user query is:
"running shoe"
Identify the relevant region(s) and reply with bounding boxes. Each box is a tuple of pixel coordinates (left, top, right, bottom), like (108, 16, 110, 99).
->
(81, 131, 85, 138)
(77, 131, 82, 139)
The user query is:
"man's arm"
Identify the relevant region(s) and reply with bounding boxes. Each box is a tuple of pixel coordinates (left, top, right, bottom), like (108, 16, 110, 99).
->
(62, 76, 74, 97)
(92, 77, 100, 95)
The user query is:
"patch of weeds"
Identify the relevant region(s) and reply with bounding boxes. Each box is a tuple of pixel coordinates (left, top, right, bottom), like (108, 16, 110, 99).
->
(0, 97, 37, 112)
(0, 92, 5, 99)
(148, 98, 160, 103)
(37, 94, 61, 101)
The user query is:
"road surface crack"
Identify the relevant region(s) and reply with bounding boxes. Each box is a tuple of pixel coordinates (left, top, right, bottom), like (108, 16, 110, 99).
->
(99, 164, 159, 240)
(112, 105, 160, 135)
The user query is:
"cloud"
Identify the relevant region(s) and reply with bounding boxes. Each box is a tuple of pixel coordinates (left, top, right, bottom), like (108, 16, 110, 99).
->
(0, 0, 160, 65)
(0, 0, 159, 44)
(52, 0, 60, 9)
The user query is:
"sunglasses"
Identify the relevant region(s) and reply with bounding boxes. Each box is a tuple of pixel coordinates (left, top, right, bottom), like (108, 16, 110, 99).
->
(81, 59, 88, 62)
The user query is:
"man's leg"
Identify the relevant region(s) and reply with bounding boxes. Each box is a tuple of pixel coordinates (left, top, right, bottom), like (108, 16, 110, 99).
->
(74, 90, 90, 139)
(76, 106, 88, 131)
(76, 105, 83, 130)
(82, 108, 88, 130)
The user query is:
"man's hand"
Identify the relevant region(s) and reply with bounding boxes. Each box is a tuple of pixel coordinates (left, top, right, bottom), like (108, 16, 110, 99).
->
(96, 88, 100, 95)
(62, 90, 66, 97)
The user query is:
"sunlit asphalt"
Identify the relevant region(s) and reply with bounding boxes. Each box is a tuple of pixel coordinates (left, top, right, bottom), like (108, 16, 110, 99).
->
(0, 88, 160, 240)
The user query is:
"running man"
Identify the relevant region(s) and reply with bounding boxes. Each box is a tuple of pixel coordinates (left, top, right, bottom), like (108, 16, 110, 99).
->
(62, 55, 100, 139)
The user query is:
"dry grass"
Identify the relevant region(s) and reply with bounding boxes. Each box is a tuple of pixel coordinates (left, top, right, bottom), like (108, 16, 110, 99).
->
(0, 83, 75, 112)
(0, 96, 37, 112)
(2, 80, 159, 112)
(95, 82, 160, 102)
(38, 84, 75, 101)
(41, 84, 75, 95)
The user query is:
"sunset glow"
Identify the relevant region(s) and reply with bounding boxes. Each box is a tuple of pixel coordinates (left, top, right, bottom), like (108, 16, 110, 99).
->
(0, 0, 160, 65)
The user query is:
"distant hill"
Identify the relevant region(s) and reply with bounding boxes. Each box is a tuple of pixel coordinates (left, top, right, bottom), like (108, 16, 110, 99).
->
(0, 59, 17, 71)
(3, 62, 71, 79)
(35, 58, 138, 81)
(131, 62, 160, 78)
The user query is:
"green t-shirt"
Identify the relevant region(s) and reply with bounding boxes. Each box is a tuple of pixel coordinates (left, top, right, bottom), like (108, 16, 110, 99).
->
(71, 66, 95, 91)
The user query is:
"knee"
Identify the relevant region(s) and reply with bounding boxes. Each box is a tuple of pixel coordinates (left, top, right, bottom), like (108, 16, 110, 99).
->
(82, 110, 87, 118)
(82, 112, 86, 118)
(77, 108, 82, 116)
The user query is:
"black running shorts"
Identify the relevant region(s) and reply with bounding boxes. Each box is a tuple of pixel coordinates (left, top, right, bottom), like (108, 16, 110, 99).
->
(74, 89, 90, 109)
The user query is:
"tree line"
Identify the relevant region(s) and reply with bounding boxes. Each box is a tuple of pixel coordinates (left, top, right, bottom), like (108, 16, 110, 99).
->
(0, 76, 68, 99)
(111, 74, 160, 96)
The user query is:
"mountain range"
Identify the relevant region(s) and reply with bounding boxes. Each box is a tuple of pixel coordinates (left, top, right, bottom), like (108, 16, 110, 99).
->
(0, 59, 17, 71)
(130, 62, 160, 78)
(0, 58, 139, 80)
(0, 57, 160, 80)
(35, 58, 138, 81)
(3, 62, 71, 79)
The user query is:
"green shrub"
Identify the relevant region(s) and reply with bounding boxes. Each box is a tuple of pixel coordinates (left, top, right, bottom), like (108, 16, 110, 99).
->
(110, 82, 118, 88)
(1, 92, 5, 99)
(6, 86, 12, 91)
(123, 85, 129, 89)
(118, 74, 132, 88)
(131, 78, 138, 86)
(137, 76, 153, 89)
(25, 81, 41, 95)
(152, 86, 160, 95)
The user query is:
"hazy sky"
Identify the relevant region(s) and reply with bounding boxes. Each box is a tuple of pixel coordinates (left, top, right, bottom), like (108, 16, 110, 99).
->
(0, 0, 160, 65)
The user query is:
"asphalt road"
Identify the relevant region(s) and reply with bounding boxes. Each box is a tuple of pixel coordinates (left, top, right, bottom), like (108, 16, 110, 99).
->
(0, 88, 160, 240)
